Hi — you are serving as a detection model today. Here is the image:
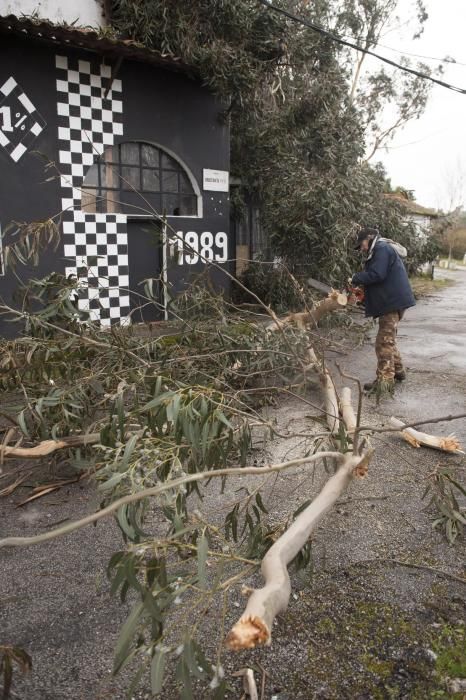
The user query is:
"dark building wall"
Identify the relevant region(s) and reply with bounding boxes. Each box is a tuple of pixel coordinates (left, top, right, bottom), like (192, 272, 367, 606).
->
(119, 59, 231, 297)
(0, 33, 230, 335)
(0, 34, 62, 327)
(121, 60, 229, 189)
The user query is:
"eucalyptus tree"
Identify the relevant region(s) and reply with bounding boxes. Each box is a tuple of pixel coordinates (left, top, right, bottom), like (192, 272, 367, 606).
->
(109, 1, 437, 281)
(332, 0, 435, 160)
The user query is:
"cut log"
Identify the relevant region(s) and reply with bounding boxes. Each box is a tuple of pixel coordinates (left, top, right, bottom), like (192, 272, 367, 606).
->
(225, 451, 373, 650)
(390, 417, 464, 454)
(308, 290, 348, 326)
(0, 433, 100, 459)
(340, 387, 357, 435)
(267, 290, 348, 331)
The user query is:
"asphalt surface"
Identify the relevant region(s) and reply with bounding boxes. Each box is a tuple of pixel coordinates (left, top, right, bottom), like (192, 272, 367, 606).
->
(401, 268, 466, 375)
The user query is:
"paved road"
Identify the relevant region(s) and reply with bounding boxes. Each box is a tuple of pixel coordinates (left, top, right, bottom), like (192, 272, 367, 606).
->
(400, 269, 466, 374)
(342, 268, 466, 441)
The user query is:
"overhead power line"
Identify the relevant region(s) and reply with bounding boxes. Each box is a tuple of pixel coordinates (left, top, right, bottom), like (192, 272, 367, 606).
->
(259, 0, 466, 95)
(369, 43, 466, 68)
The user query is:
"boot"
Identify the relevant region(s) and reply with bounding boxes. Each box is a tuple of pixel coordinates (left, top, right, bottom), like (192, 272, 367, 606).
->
(363, 379, 377, 391)
(394, 370, 406, 381)
(364, 378, 395, 396)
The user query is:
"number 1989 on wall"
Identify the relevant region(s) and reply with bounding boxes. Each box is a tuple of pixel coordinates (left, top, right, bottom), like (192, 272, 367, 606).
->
(169, 231, 228, 265)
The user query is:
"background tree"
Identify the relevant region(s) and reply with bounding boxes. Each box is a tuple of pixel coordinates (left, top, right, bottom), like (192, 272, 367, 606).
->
(334, 0, 435, 161)
(433, 209, 466, 265)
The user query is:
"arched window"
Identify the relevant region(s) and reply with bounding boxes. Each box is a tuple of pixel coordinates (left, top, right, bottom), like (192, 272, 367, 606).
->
(82, 142, 199, 216)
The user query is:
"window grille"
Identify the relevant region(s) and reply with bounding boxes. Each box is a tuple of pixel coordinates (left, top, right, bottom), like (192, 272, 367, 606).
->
(82, 142, 198, 216)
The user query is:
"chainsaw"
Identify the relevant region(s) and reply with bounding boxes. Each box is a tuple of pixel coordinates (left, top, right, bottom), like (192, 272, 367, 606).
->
(307, 277, 365, 305)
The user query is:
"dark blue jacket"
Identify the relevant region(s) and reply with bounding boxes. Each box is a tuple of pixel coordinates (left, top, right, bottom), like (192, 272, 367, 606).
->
(352, 240, 415, 318)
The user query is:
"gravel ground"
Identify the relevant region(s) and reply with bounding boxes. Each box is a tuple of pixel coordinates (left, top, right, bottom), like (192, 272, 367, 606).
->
(1, 274, 465, 700)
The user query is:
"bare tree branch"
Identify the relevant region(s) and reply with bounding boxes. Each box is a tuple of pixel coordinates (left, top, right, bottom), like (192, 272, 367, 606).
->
(0, 451, 348, 549)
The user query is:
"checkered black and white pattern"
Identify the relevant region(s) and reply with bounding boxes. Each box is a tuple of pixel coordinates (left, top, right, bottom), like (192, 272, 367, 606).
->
(62, 212, 130, 324)
(56, 54, 123, 210)
(55, 54, 129, 326)
(0, 77, 46, 162)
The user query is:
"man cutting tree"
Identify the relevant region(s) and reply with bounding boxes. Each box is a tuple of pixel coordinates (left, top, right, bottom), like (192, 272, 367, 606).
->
(351, 226, 416, 394)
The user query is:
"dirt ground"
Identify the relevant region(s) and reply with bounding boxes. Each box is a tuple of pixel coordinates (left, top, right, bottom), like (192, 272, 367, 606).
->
(1, 272, 465, 700)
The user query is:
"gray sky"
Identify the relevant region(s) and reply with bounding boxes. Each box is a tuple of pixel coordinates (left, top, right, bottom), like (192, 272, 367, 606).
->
(371, 0, 466, 211)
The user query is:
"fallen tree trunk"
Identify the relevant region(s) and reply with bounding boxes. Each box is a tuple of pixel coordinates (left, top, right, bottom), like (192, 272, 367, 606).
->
(270, 290, 348, 330)
(308, 290, 348, 325)
(390, 417, 464, 454)
(0, 433, 100, 459)
(225, 450, 373, 650)
(340, 387, 357, 435)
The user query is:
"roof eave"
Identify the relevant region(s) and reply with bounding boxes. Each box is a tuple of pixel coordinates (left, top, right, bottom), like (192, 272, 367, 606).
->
(0, 14, 199, 79)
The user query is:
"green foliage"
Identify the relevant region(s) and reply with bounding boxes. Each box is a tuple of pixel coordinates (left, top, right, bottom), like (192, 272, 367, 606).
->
(105, 548, 223, 693)
(432, 624, 466, 680)
(363, 375, 394, 405)
(97, 384, 250, 507)
(16, 272, 88, 337)
(404, 234, 440, 276)
(0, 272, 329, 697)
(1, 219, 60, 271)
(224, 490, 275, 559)
(349, 163, 440, 276)
(110, 0, 284, 100)
(423, 470, 466, 544)
(335, 0, 433, 158)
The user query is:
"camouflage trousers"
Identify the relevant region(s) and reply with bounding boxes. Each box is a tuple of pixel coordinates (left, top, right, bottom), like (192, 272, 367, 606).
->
(375, 311, 404, 381)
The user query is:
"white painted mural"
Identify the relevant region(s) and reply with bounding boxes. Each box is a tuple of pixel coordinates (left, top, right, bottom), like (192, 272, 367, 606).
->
(0, 76, 46, 161)
(0, 0, 106, 27)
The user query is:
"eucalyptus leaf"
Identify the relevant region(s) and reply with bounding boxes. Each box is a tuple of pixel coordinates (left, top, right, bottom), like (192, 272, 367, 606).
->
(197, 530, 209, 589)
(151, 648, 167, 695)
(113, 601, 144, 674)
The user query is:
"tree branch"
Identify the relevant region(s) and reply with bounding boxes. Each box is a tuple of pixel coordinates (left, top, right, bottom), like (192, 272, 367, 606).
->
(0, 451, 348, 548)
(340, 387, 356, 434)
(358, 413, 466, 435)
(0, 433, 100, 460)
(390, 417, 463, 454)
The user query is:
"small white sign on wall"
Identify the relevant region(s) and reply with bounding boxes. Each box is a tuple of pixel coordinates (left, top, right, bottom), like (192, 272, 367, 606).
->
(203, 169, 229, 192)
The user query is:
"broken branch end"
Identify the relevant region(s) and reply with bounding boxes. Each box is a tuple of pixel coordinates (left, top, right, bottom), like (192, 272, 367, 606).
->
(225, 615, 270, 650)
